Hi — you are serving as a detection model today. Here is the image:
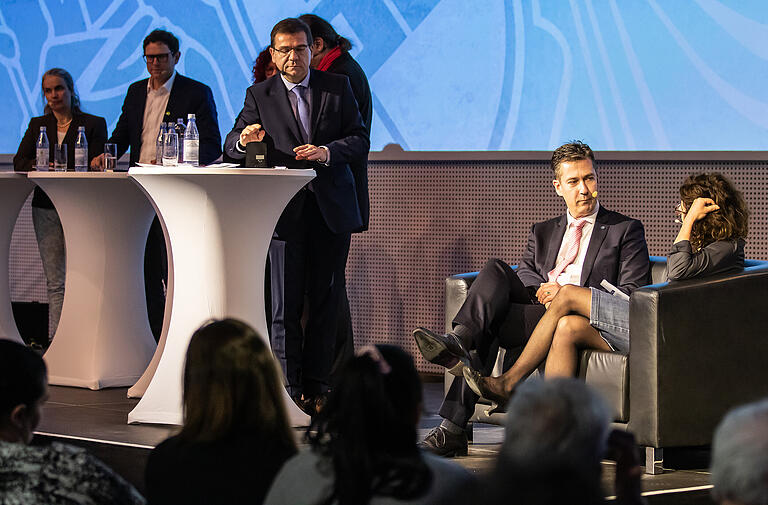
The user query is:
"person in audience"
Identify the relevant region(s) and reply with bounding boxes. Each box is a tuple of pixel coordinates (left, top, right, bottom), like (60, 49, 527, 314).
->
(468, 378, 644, 505)
(91, 29, 222, 342)
(710, 397, 768, 505)
(13, 67, 108, 347)
(463, 172, 749, 404)
(0, 340, 145, 504)
(298, 12, 373, 385)
(144, 319, 296, 505)
(412, 141, 650, 456)
(252, 46, 277, 82)
(264, 344, 474, 505)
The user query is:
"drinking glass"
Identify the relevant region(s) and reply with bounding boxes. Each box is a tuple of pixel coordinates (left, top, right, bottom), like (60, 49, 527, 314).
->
(53, 144, 67, 172)
(104, 143, 117, 172)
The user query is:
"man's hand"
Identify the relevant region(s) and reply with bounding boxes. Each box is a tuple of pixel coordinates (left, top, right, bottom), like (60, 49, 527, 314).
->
(90, 154, 105, 171)
(536, 281, 561, 305)
(294, 144, 327, 163)
(239, 123, 266, 145)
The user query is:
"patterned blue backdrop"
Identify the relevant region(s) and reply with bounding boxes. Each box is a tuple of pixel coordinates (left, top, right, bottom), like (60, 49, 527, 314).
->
(0, 0, 766, 153)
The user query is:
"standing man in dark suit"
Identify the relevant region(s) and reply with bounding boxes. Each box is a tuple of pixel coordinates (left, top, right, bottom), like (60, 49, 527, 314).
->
(224, 18, 369, 413)
(92, 29, 222, 340)
(413, 141, 650, 456)
(299, 13, 373, 382)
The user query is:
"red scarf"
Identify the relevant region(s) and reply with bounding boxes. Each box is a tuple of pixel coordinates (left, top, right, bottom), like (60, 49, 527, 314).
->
(317, 46, 343, 71)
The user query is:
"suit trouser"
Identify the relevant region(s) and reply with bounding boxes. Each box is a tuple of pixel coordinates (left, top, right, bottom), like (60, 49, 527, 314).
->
(271, 189, 351, 397)
(144, 217, 167, 342)
(439, 258, 546, 427)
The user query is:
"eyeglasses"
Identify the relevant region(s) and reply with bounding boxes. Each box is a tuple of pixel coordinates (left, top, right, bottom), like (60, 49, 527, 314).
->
(272, 45, 309, 56)
(674, 203, 686, 224)
(143, 52, 173, 63)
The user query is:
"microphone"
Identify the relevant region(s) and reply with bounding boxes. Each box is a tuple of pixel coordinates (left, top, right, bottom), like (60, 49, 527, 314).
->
(592, 190, 598, 198)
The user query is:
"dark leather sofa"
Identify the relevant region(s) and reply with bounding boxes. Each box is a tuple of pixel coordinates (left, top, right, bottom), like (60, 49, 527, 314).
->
(443, 256, 768, 473)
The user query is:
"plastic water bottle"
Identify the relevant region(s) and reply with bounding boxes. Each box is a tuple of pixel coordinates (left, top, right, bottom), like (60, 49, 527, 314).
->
(162, 122, 178, 166)
(36, 126, 49, 171)
(175, 118, 186, 163)
(183, 113, 199, 167)
(155, 123, 166, 165)
(74, 126, 88, 172)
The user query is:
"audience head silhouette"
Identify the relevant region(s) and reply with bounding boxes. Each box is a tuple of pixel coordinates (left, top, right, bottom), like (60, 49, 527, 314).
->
(488, 378, 611, 505)
(0, 340, 47, 444)
(308, 344, 431, 505)
(711, 398, 768, 505)
(178, 318, 293, 447)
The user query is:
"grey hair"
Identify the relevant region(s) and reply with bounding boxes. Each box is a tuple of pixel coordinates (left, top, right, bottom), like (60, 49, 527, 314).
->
(711, 398, 768, 505)
(501, 378, 611, 469)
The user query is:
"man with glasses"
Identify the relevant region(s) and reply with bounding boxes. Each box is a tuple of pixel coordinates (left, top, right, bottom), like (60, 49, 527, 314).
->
(224, 18, 369, 415)
(92, 29, 222, 340)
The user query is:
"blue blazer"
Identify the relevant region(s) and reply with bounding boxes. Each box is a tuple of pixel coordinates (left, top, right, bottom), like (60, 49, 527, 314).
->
(516, 206, 651, 295)
(109, 73, 221, 166)
(224, 70, 370, 234)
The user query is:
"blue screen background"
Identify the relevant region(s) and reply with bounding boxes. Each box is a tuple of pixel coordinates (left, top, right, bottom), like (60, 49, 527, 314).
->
(0, 0, 765, 153)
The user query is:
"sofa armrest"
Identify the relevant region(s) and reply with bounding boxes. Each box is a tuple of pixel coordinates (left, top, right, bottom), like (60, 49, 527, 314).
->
(444, 272, 479, 333)
(627, 263, 768, 448)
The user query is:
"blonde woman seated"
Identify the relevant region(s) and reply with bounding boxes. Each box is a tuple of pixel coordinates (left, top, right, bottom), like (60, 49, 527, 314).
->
(465, 172, 748, 404)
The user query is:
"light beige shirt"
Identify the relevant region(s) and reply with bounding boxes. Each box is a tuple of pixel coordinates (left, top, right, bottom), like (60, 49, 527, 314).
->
(138, 72, 176, 163)
(554, 202, 600, 286)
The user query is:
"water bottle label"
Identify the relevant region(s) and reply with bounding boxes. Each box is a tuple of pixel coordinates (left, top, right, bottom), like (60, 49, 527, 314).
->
(183, 139, 199, 164)
(36, 148, 48, 170)
(75, 149, 87, 166)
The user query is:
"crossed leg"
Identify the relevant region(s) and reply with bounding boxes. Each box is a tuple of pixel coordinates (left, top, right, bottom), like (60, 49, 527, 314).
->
(480, 284, 608, 398)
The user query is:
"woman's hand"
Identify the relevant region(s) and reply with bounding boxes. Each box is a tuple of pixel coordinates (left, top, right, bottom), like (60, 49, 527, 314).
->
(684, 197, 719, 223)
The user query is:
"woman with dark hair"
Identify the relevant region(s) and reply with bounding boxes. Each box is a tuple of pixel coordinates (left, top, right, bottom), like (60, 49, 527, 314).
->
(265, 344, 473, 505)
(252, 46, 277, 83)
(13, 68, 107, 345)
(0, 340, 145, 503)
(144, 318, 296, 505)
(464, 172, 749, 404)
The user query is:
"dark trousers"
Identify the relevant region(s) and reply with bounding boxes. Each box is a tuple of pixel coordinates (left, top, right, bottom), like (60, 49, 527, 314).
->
(270, 189, 351, 397)
(439, 258, 546, 427)
(144, 217, 167, 342)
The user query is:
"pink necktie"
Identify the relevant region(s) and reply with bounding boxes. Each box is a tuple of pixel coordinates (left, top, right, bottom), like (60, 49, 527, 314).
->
(548, 219, 587, 282)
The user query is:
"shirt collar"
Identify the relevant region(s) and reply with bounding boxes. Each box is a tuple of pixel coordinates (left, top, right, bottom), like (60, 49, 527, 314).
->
(567, 201, 600, 226)
(147, 71, 176, 94)
(280, 71, 310, 92)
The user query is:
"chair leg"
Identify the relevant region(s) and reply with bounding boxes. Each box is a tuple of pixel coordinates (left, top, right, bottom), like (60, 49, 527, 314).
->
(644, 447, 664, 475)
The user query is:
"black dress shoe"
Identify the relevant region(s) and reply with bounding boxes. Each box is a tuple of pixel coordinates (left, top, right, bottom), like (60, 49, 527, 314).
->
(412, 327, 471, 376)
(419, 425, 468, 457)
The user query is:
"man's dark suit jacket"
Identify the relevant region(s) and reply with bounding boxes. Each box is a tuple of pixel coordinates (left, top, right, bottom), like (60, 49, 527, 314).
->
(325, 51, 372, 232)
(13, 111, 108, 208)
(516, 206, 651, 295)
(109, 73, 221, 166)
(224, 70, 369, 235)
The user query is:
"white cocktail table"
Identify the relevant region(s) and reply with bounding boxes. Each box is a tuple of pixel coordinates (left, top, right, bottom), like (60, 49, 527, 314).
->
(27, 172, 157, 388)
(0, 172, 34, 344)
(126, 167, 315, 427)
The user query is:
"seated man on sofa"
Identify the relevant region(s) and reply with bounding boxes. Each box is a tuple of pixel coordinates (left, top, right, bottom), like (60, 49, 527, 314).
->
(413, 141, 650, 456)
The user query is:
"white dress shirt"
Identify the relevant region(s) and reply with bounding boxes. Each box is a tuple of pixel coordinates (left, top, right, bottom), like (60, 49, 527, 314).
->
(138, 72, 176, 163)
(554, 202, 600, 286)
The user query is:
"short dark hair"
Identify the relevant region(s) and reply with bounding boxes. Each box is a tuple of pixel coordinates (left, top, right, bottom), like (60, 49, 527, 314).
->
(551, 141, 595, 180)
(178, 319, 295, 449)
(0, 340, 47, 420)
(270, 18, 312, 48)
(298, 14, 352, 52)
(143, 29, 180, 54)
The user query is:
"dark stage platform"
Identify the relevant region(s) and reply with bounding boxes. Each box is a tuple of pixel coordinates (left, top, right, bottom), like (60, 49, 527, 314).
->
(34, 382, 715, 503)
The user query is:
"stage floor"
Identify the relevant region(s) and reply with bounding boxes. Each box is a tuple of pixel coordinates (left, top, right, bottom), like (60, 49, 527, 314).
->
(34, 382, 715, 503)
